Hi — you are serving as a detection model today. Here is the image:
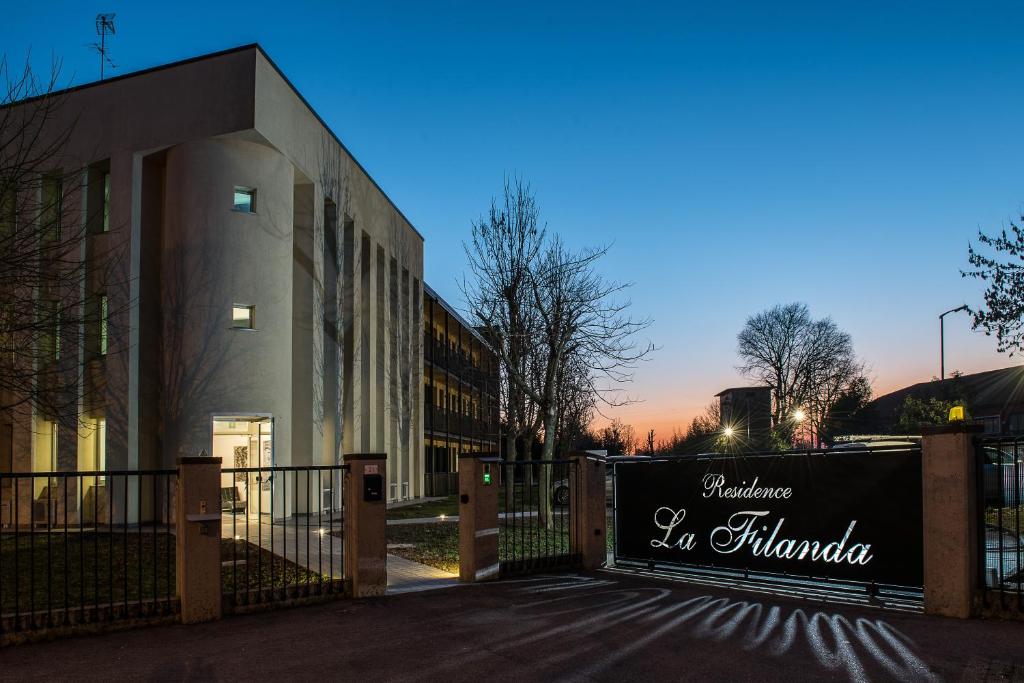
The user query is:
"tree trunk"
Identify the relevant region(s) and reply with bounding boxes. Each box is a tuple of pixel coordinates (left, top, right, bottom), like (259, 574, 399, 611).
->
(539, 405, 557, 530)
(503, 431, 517, 511)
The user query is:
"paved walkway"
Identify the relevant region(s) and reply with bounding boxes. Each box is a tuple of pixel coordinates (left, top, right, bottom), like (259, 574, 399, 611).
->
(386, 553, 459, 594)
(221, 513, 457, 594)
(3, 570, 1023, 681)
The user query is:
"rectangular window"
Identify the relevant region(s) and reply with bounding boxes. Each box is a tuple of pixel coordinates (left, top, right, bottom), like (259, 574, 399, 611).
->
(42, 301, 61, 361)
(101, 172, 110, 232)
(1010, 413, 1024, 434)
(233, 187, 256, 213)
(41, 175, 62, 241)
(98, 294, 108, 355)
(49, 422, 58, 471)
(232, 304, 255, 329)
(0, 303, 12, 364)
(0, 188, 15, 239)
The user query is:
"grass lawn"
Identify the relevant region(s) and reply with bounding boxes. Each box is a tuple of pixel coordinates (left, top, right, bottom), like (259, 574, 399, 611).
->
(1, 532, 325, 614)
(386, 485, 566, 521)
(0, 532, 175, 614)
(387, 496, 459, 520)
(387, 523, 459, 573)
(219, 538, 327, 598)
(386, 514, 575, 574)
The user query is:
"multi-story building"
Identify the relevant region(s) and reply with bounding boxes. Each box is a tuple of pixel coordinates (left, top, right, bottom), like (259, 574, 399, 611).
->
(0, 45, 425, 509)
(422, 285, 499, 496)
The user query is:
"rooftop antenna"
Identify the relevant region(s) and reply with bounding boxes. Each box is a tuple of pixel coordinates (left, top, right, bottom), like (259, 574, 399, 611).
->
(92, 13, 117, 80)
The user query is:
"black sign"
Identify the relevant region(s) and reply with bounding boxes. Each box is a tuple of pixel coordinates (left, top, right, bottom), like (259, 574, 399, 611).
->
(614, 450, 923, 587)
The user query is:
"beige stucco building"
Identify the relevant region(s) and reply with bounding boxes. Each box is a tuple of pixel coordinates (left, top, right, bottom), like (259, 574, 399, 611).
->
(3, 45, 425, 503)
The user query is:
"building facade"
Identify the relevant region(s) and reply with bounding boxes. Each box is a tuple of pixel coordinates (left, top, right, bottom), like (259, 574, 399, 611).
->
(716, 386, 773, 447)
(1, 45, 425, 513)
(422, 285, 499, 496)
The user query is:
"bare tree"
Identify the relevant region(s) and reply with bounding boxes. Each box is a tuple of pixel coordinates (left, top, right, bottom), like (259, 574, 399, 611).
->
(737, 303, 864, 446)
(0, 56, 124, 431)
(552, 352, 595, 455)
(462, 177, 546, 482)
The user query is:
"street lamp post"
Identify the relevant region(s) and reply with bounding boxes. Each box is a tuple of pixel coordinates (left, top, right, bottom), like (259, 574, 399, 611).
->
(939, 305, 968, 380)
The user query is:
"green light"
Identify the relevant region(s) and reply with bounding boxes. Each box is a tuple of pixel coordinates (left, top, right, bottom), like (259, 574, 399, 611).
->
(483, 466, 492, 485)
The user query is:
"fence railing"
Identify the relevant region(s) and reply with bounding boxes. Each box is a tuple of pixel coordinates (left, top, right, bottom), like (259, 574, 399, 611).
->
(498, 459, 581, 574)
(976, 437, 1024, 610)
(0, 469, 178, 636)
(219, 465, 347, 610)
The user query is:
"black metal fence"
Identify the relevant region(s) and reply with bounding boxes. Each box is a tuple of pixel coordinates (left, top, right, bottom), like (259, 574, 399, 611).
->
(498, 459, 581, 574)
(0, 469, 178, 637)
(976, 437, 1024, 609)
(220, 465, 347, 610)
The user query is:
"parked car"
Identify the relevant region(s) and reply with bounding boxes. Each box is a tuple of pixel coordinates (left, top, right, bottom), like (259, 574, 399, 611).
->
(549, 450, 612, 506)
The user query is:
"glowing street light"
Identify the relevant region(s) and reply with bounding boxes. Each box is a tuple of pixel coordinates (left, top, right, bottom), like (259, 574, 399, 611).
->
(792, 408, 806, 423)
(723, 426, 735, 439)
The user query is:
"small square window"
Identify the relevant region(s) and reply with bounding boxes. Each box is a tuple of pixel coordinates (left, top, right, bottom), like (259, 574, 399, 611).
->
(232, 305, 255, 329)
(233, 187, 256, 213)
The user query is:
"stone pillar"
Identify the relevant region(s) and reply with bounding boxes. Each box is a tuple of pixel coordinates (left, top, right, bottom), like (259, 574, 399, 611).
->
(921, 424, 983, 618)
(176, 456, 222, 623)
(459, 453, 500, 582)
(344, 453, 387, 597)
(570, 453, 607, 570)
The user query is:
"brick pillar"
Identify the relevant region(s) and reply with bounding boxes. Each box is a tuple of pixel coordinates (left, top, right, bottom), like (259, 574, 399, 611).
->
(921, 424, 983, 618)
(344, 453, 387, 597)
(570, 452, 607, 570)
(176, 456, 222, 623)
(459, 453, 499, 582)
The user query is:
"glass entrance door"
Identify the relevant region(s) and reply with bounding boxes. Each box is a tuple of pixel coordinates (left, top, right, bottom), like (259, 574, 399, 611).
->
(212, 416, 272, 520)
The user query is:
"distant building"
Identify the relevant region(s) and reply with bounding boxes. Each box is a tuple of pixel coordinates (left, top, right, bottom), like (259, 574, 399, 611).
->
(422, 286, 499, 496)
(716, 386, 773, 446)
(854, 365, 1024, 435)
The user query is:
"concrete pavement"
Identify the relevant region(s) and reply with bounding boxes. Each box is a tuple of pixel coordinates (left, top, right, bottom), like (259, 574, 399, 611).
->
(2, 569, 1023, 681)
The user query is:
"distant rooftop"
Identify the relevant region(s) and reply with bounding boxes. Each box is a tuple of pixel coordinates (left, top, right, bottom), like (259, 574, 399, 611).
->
(715, 386, 772, 397)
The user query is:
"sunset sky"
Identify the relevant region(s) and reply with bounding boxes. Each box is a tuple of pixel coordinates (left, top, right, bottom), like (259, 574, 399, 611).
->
(5, 1, 1022, 438)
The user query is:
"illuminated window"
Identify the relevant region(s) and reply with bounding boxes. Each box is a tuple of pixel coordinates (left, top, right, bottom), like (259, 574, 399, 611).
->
(233, 187, 256, 213)
(232, 304, 255, 329)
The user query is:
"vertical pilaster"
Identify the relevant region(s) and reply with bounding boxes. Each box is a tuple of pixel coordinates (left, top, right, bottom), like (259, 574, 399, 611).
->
(176, 456, 222, 623)
(570, 453, 607, 570)
(921, 424, 983, 617)
(458, 453, 500, 582)
(343, 453, 388, 596)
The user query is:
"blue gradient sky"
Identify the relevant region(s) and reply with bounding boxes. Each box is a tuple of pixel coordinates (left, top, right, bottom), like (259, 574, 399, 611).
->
(4, 1, 1022, 436)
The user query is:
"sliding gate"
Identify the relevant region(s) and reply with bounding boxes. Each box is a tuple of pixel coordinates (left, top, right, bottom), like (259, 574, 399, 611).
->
(611, 446, 924, 603)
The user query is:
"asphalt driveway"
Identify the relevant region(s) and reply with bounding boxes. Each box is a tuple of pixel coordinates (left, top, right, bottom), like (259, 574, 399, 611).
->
(2, 569, 1022, 682)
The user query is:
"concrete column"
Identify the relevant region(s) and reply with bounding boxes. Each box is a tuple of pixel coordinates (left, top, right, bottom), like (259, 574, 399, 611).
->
(458, 453, 500, 582)
(570, 453, 607, 570)
(921, 424, 983, 618)
(175, 456, 222, 623)
(344, 453, 387, 597)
